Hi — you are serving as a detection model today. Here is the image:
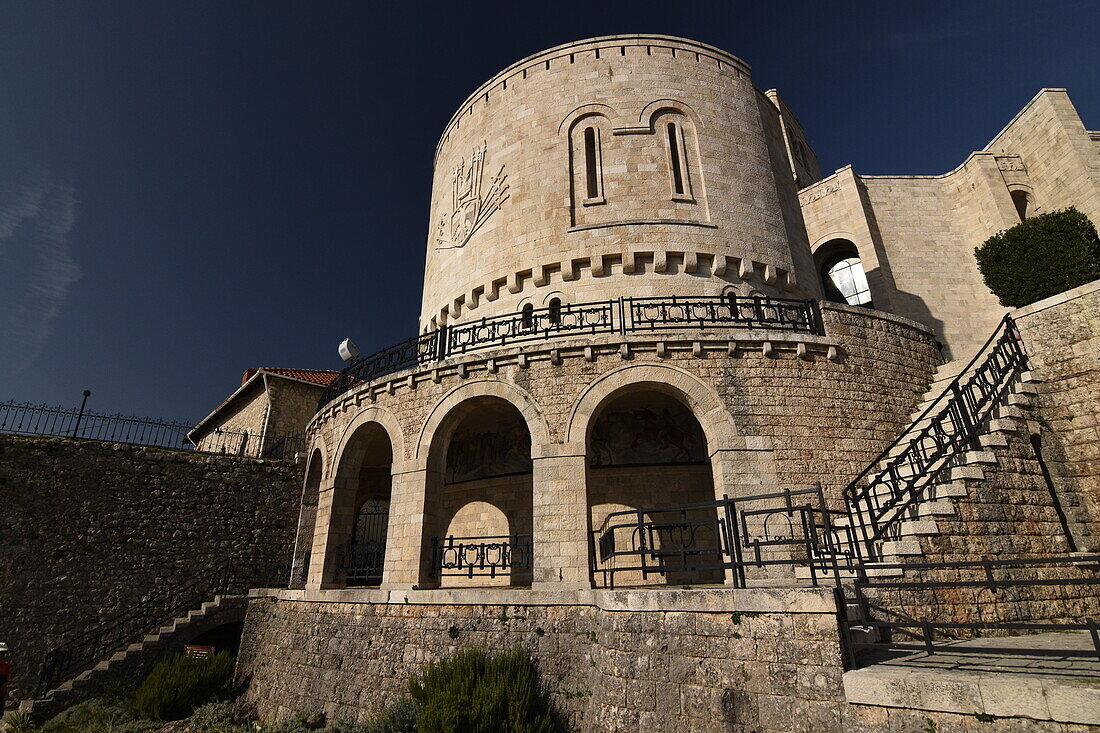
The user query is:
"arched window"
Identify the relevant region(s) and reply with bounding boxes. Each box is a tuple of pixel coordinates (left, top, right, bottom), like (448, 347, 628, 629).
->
(521, 303, 534, 330)
(1011, 190, 1030, 220)
(665, 120, 692, 200)
(548, 298, 562, 325)
(823, 254, 872, 307)
(582, 126, 604, 203)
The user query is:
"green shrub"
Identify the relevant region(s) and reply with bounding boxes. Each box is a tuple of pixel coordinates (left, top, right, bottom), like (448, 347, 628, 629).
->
(326, 699, 419, 733)
(409, 648, 556, 733)
(38, 699, 131, 733)
(2, 711, 37, 733)
(128, 652, 235, 721)
(974, 206, 1100, 307)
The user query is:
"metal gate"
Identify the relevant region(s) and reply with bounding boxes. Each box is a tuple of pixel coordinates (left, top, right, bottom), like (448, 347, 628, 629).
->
(337, 499, 389, 586)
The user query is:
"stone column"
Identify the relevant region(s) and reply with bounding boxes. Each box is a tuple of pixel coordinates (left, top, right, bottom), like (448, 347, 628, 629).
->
(380, 460, 434, 589)
(708, 435, 781, 586)
(531, 442, 592, 589)
(306, 475, 346, 589)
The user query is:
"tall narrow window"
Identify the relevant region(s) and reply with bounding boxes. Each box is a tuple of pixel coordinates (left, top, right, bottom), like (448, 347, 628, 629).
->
(665, 121, 692, 200)
(1011, 190, 1030, 220)
(583, 126, 603, 203)
(521, 303, 534, 330)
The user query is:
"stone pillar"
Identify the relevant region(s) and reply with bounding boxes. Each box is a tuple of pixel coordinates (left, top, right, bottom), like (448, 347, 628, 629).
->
(531, 442, 592, 589)
(380, 460, 433, 589)
(306, 476, 345, 589)
(708, 435, 781, 586)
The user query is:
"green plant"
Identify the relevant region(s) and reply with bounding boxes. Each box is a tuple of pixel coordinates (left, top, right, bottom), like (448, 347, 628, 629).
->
(2, 711, 36, 733)
(328, 699, 419, 733)
(974, 207, 1100, 307)
(409, 648, 557, 733)
(128, 652, 235, 721)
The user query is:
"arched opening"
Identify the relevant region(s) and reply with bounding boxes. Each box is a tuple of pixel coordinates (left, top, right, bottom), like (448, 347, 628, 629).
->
(586, 388, 722, 587)
(815, 239, 872, 307)
(548, 297, 562, 325)
(423, 396, 534, 588)
(329, 422, 393, 587)
(289, 449, 323, 588)
(521, 303, 534, 330)
(1011, 189, 1030, 220)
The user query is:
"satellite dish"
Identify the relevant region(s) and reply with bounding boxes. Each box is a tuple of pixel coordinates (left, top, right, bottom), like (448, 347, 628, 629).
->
(338, 338, 360, 362)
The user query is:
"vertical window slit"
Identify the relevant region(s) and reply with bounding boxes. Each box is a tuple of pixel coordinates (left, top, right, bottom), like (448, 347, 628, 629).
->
(584, 127, 599, 200)
(668, 122, 685, 195)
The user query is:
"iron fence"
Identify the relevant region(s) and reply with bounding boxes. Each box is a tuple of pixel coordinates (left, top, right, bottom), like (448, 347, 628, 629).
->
(839, 554, 1100, 667)
(590, 486, 848, 589)
(842, 314, 1028, 560)
(334, 540, 387, 586)
(35, 556, 287, 698)
(429, 534, 534, 580)
(0, 399, 305, 458)
(320, 294, 822, 408)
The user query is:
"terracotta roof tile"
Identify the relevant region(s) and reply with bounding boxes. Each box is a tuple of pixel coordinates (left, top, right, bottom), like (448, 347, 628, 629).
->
(259, 367, 341, 386)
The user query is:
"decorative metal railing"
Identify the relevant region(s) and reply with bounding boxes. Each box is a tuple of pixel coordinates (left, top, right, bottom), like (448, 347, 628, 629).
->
(334, 540, 387, 586)
(430, 534, 534, 580)
(590, 486, 849, 589)
(319, 295, 821, 408)
(838, 554, 1100, 667)
(842, 314, 1028, 560)
(35, 556, 286, 699)
(0, 400, 305, 458)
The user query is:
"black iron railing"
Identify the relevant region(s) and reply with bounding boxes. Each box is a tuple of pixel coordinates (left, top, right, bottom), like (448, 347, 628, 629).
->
(319, 295, 821, 408)
(334, 541, 387, 585)
(842, 314, 1028, 560)
(35, 556, 286, 698)
(0, 400, 305, 458)
(838, 554, 1100, 667)
(590, 486, 848, 589)
(430, 534, 533, 580)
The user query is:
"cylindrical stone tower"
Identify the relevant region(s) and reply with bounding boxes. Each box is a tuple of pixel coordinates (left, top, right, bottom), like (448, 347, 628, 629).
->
(420, 34, 821, 330)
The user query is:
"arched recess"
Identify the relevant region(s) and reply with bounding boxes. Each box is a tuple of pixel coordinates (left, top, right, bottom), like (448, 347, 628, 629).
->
(813, 237, 873, 307)
(1007, 184, 1035, 221)
(289, 445, 325, 589)
(418, 381, 548, 588)
(324, 410, 404, 587)
(568, 364, 737, 588)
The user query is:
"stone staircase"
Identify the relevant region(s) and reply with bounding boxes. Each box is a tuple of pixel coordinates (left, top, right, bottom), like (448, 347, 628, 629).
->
(798, 349, 1040, 584)
(20, 595, 247, 722)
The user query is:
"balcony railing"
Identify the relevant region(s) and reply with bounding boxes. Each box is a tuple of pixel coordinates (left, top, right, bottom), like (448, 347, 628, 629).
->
(320, 295, 821, 407)
(334, 540, 387, 586)
(429, 534, 534, 580)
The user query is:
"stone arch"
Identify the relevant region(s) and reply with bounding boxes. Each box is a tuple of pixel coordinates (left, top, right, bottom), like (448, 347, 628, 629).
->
(289, 445, 325, 589)
(416, 380, 550, 462)
(573, 364, 731, 588)
(417, 381, 544, 588)
(556, 103, 624, 135)
(813, 236, 873, 307)
(1006, 183, 1036, 220)
(566, 363, 735, 453)
(638, 98, 703, 131)
(321, 408, 404, 587)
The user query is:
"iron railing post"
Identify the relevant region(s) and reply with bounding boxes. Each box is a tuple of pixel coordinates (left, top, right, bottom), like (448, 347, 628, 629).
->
(71, 390, 91, 438)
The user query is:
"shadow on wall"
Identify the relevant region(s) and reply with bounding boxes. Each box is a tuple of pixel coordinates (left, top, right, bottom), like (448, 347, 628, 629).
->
(876, 280, 949, 361)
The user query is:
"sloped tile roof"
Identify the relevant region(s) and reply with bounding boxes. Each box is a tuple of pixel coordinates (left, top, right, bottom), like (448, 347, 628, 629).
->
(260, 367, 341, 386)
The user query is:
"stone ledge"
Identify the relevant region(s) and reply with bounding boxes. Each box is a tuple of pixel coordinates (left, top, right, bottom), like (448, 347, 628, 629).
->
(248, 585, 837, 614)
(844, 649, 1100, 725)
(1012, 277, 1100, 320)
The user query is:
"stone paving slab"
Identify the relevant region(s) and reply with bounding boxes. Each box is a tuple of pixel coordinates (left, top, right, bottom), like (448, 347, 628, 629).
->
(844, 631, 1100, 725)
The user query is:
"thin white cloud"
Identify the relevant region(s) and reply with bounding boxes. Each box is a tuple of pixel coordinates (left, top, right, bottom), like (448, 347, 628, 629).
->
(0, 174, 81, 375)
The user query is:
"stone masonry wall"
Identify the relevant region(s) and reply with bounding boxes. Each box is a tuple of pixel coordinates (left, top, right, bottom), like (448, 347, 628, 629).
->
(1015, 280, 1100, 550)
(0, 434, 303, 705)
(238, 589, 846, 733)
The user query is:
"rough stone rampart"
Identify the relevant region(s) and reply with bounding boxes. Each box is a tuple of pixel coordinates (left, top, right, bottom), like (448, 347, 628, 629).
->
(0, 435, 302, 704)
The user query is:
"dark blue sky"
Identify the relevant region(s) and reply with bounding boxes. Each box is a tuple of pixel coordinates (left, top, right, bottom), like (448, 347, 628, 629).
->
(1, 1, 1096, 422)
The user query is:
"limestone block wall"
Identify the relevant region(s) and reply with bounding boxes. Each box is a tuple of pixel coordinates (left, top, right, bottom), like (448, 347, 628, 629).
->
(1015, 280, 1100, 550)
(237, 588, 846, 733)
(0, 435, 302, 704)
(265, 379, 325, 444)
(420, 35, 822, 331)
(985, 89, 1100, 227)
(193, 385, 269, 452)
(305, 306, 941, 590)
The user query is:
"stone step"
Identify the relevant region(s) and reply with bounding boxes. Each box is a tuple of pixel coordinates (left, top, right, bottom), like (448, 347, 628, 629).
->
(879, 539, 923, 557)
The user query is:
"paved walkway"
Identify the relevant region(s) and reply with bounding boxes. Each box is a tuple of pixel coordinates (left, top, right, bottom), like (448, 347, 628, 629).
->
(844, 631, 1100, 725)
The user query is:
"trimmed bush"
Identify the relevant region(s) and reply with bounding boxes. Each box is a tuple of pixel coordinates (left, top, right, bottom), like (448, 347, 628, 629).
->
(409, 648, 556, 733)
(127, 652, 235, 721)
(974, 206, 1100, 307)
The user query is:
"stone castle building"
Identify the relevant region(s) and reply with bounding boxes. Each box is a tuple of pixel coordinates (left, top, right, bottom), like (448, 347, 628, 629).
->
(15, 34, 1098, 732)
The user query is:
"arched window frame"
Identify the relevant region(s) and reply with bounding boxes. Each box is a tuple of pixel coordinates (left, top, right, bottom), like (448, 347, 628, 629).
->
(1010, 189, 1031, 221)
(664, 119, 694, 202)
(520, 303, 535, 330)
(548, 297, 562, 325)
(821, 251, 872, 308)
